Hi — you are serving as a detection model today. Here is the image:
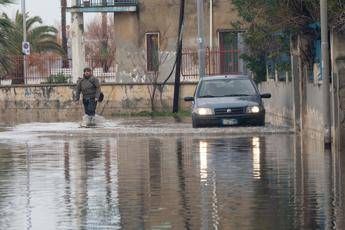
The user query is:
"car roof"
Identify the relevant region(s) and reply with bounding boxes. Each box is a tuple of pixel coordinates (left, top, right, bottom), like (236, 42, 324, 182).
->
(201, 75, 250, 81)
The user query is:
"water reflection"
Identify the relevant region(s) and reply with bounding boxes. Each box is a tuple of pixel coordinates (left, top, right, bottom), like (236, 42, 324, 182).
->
(25, 143, 32, 230)
(199, 141, 208, 182)
(252, 137, 261, 179)
(0, 133, 344, 229)
(72, 138, 121, 229)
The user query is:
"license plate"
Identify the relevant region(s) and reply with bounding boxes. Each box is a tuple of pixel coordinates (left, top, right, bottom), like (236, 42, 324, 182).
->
(222, 119, 238, 125)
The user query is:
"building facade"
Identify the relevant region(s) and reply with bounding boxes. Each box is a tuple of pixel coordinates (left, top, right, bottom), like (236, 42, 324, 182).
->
(67, 0, 247, 82)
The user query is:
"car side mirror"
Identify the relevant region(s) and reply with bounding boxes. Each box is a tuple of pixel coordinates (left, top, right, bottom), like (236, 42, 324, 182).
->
(260, 93, 271, 98)
(184, 96, 194, 102)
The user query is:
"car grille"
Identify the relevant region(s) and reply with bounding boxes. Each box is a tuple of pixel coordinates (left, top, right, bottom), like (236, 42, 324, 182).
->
(214, 107, 245, 115)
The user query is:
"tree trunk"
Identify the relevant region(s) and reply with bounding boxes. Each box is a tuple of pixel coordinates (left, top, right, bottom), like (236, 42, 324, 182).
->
(151, 85, 157, 112)
(101, 12, 109, 72)
(61, 0, 69, 68)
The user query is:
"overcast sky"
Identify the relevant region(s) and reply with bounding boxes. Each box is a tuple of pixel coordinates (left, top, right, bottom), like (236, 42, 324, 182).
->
(1, 0, 61, 26)
(1, 0, 97, 26)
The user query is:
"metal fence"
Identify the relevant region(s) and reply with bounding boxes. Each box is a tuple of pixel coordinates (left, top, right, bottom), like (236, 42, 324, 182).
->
(181, 48, 241, 78)
(0, 55, 119, 85)
(1, 49, 242, 85)
(85, 57, 118, 82)
(0, 55, 72, 85)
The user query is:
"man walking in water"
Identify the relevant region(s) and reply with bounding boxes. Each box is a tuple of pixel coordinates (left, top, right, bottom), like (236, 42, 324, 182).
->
(75, 67, 101, 126)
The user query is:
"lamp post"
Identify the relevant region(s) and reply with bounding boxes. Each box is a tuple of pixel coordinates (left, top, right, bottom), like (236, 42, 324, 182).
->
(22, 0, 27, 84)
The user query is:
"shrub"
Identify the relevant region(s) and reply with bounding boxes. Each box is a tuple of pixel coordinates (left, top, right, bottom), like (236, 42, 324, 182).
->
(46, 73, 71, 84)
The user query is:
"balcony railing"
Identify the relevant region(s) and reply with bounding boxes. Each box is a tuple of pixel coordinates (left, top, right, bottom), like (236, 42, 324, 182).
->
(69, 0, 137, 7)
(181, 48, 241, 78)
(67, 0, 138, 12)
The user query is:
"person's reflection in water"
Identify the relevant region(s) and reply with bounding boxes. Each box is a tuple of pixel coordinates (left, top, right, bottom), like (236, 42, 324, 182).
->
(82, 139, 102, 166)
(75, 138, 102, 227)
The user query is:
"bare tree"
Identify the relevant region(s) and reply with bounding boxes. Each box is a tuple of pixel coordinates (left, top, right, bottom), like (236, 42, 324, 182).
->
(129, 50, 175, 112)
(85, 16, 116, 73)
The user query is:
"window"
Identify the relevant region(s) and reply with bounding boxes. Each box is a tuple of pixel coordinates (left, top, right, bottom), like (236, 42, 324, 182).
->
(146, 33, 159, 72)
(197, 78, 257, 97)
(219, 31, 240, 74)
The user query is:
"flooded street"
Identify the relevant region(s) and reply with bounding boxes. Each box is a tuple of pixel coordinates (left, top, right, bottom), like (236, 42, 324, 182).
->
(0, 118, 344, 229)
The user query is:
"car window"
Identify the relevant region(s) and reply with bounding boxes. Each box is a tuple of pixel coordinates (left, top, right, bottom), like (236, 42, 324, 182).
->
(197, 78, 257, 97)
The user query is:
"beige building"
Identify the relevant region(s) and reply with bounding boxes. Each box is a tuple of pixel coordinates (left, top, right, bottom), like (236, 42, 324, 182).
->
(68, 0, 247, 82)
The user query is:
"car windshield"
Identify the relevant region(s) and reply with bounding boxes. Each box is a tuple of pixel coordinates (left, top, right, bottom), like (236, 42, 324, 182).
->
(197, 78, 257, 98)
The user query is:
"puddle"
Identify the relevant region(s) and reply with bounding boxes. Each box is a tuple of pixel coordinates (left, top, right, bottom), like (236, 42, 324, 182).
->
(2, 118, 341, 229)
(0, 116, 293, 143)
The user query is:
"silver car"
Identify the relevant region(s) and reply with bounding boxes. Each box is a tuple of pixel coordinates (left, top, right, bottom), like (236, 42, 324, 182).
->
(184, 75, 271, 128)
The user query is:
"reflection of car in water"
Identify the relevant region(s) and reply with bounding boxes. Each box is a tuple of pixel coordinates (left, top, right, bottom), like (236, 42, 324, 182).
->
(184, 75, 271, 128)
(195, 136, 266, 179)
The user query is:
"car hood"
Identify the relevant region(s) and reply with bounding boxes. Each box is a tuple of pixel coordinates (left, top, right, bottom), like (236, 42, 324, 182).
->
(195, 96, 261, 108)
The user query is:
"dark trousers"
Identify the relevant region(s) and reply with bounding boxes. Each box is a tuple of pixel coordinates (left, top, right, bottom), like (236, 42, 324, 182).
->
(83, 98, 97, 116)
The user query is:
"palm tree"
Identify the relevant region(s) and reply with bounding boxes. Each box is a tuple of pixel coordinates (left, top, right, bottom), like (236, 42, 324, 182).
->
(0, 11, 64, 83)
(0, 0, 12, 4)
(0, 0, 12, 33)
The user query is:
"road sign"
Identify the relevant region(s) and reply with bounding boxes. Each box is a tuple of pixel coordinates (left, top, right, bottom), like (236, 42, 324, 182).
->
(22, 41, 30, 55)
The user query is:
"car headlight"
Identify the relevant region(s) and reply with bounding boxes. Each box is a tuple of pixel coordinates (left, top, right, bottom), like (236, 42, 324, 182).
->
(246, 105, 260, 113)
(194, 107, 214, 115)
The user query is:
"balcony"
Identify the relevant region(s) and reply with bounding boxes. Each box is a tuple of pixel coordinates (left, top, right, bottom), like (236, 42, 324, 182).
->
(67, 0, 138, 13)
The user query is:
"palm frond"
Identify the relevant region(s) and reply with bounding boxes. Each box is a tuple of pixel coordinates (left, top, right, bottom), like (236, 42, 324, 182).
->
(35, 41, 65, 55)
(26, 16, 43, 30)
(0, 0, 13, 5)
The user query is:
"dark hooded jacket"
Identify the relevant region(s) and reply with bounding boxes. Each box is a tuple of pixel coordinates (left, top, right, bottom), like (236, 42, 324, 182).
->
(75, 76, 101, 100)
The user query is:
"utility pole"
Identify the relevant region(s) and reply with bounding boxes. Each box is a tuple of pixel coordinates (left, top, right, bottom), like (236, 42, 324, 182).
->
(209, 0, 213, 49)
(22, 0, 27, 84)
(197, 0, 206, 78)
(321, 0, 331, 145)
(172, 0, 185, 113)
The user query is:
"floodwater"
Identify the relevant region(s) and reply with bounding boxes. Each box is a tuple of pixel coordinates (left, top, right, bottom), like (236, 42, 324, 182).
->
(0, 117, 344, 229)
